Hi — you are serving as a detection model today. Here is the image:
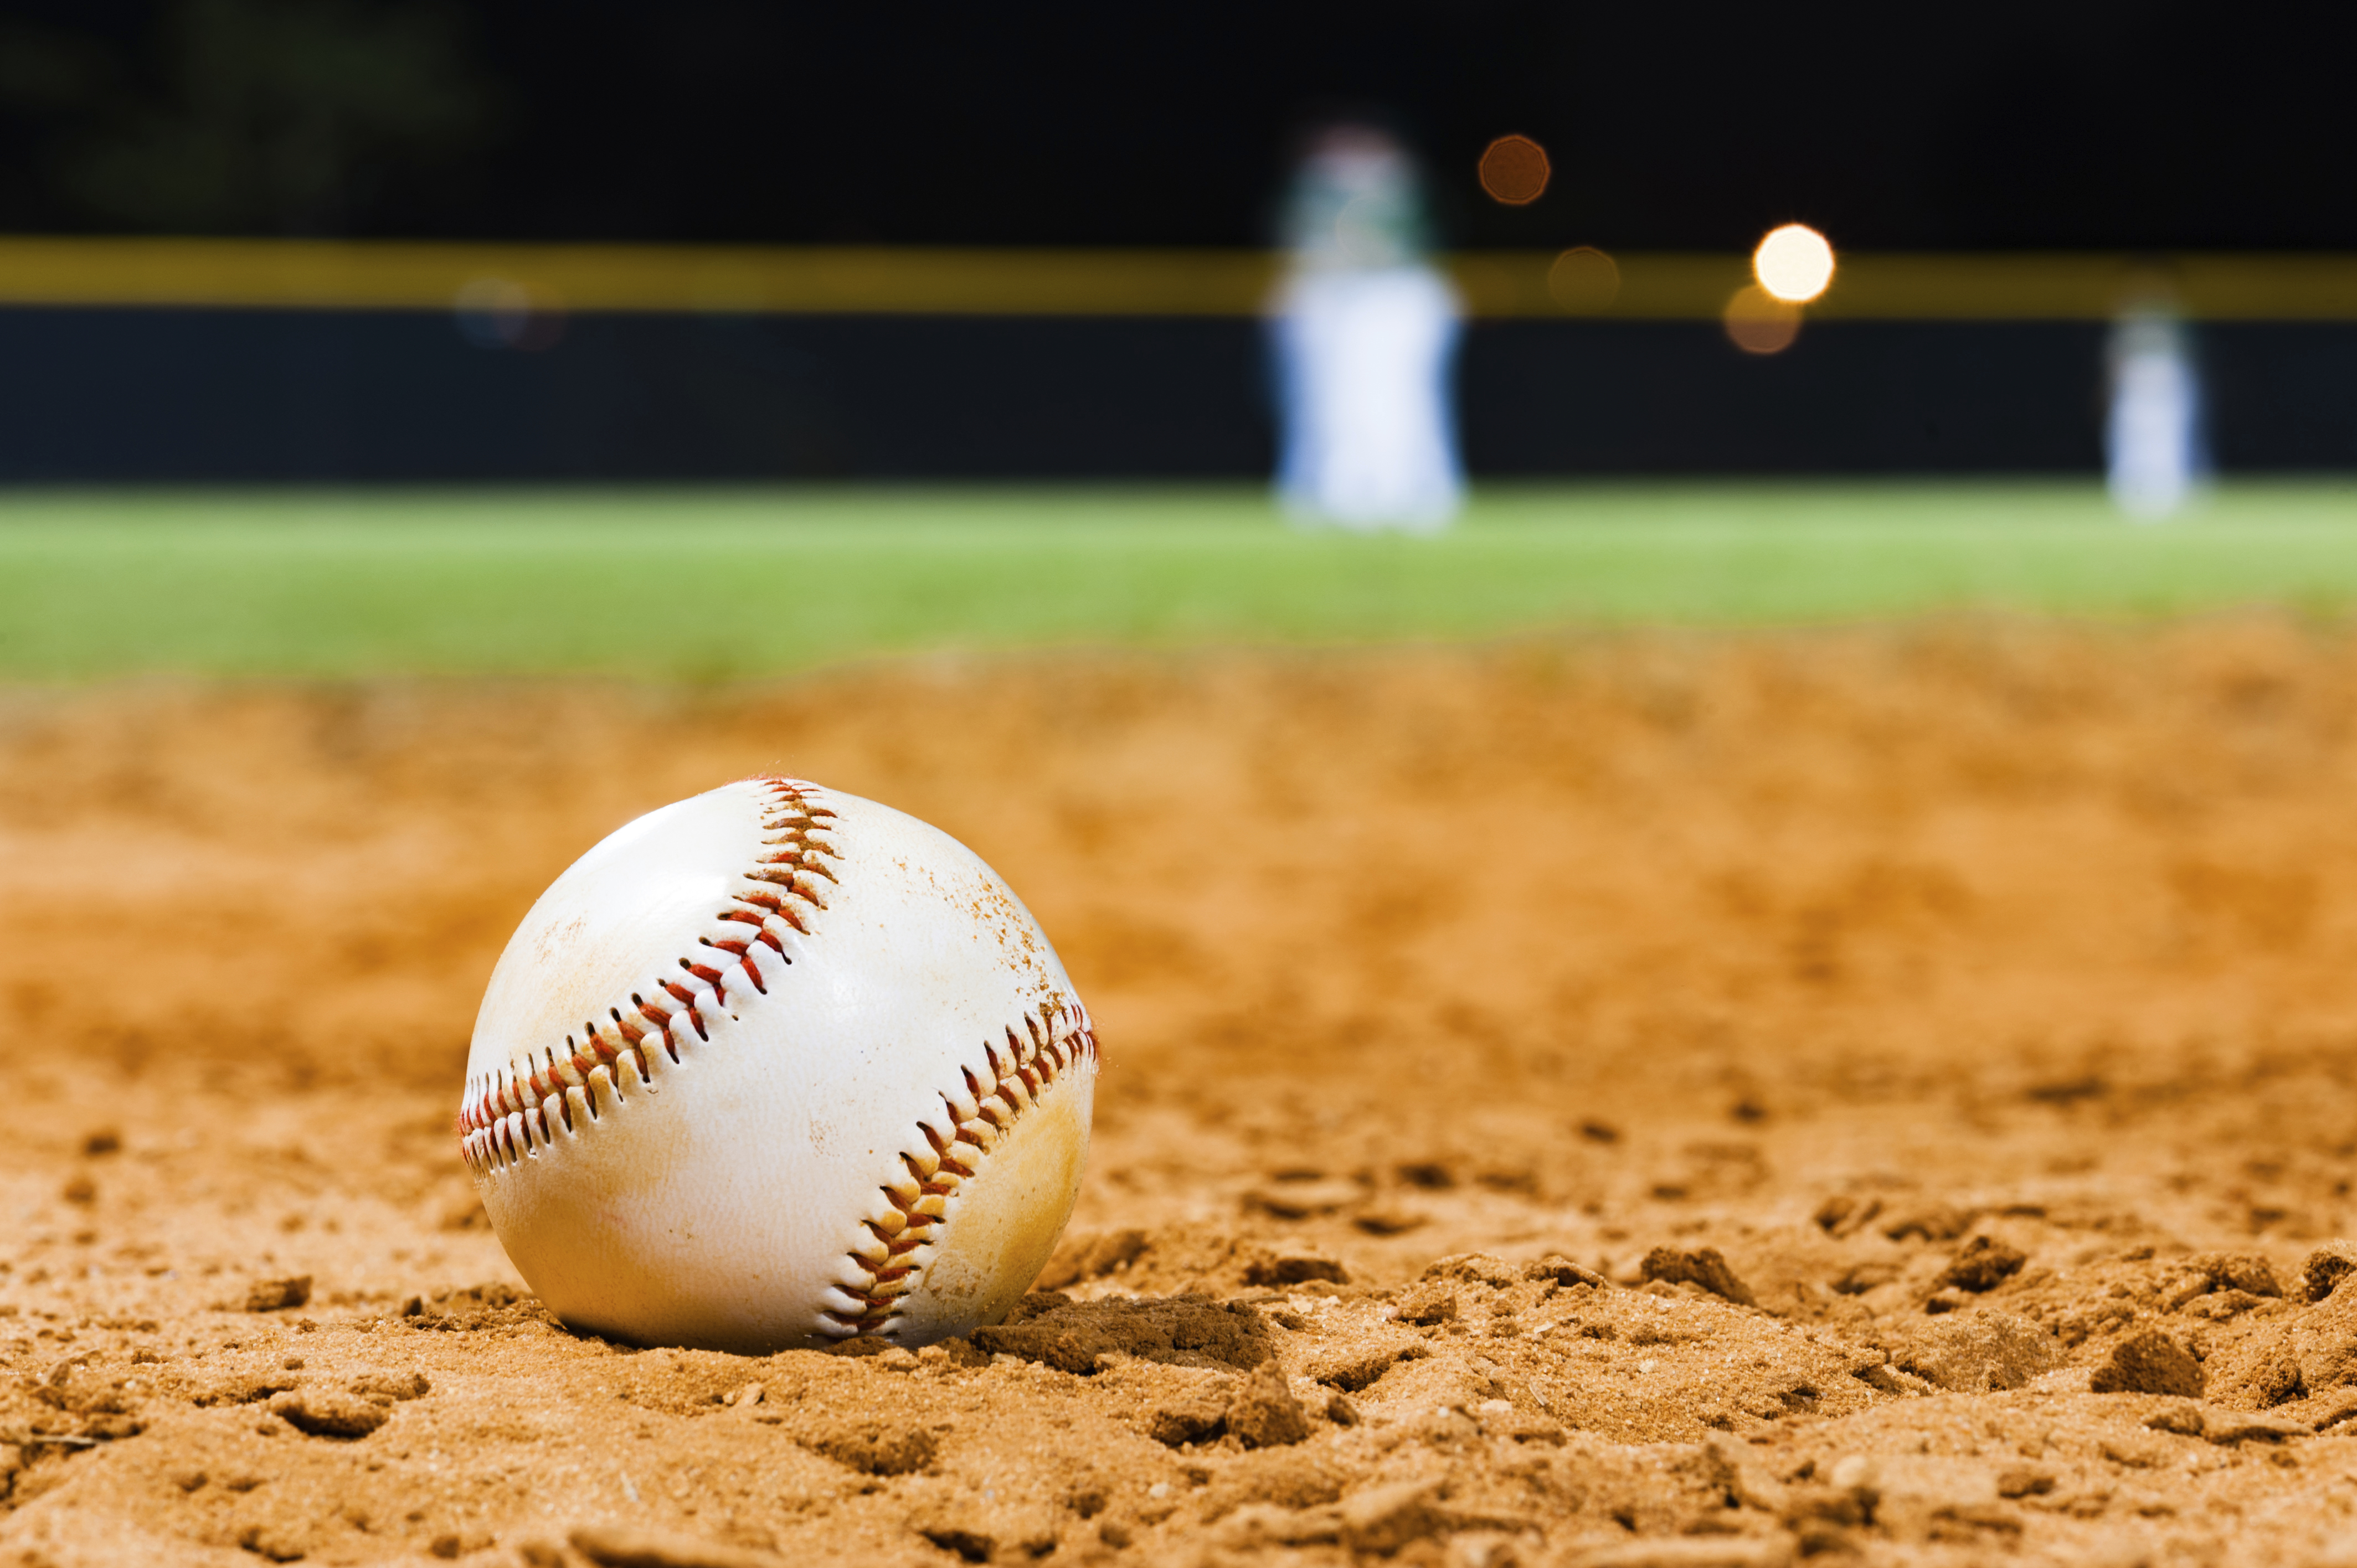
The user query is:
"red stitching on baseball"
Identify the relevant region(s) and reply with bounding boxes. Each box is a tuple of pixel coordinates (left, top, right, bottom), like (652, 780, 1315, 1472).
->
(455, 777, 838, 1164)
(815, 1002, 1097, 1340)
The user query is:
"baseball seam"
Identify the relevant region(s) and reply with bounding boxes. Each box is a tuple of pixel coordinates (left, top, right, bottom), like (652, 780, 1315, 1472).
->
(826, 1002, 1096, 1339)
(454, 775, 1097, 1343)
(456, 777, 841, 1165)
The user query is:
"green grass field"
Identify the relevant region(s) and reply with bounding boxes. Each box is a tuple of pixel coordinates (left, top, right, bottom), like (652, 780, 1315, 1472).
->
(4, 482, 2356, 679)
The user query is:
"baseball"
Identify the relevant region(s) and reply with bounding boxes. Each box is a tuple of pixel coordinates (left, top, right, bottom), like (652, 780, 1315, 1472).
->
(456, 776, 1097, 1353)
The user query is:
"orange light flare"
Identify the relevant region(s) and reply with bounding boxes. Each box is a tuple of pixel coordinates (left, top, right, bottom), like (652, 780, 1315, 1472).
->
(1723, 285, 1802, 355)
(1548, 246, 1619, 312)
(1478, 135, 1550, 206)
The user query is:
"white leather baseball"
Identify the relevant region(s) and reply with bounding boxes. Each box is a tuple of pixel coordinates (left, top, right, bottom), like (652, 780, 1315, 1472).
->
(456, 777, 1096, 1353)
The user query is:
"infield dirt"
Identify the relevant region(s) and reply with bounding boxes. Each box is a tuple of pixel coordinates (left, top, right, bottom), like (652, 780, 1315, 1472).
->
(8, 621, 2357, 1566)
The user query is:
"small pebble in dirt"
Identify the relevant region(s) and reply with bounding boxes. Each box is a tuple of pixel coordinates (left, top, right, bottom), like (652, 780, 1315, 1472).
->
(1998, 1466, 2057, 1498)
(1339, 1481, 1447, 1556)
(1226, 1363, 1313, 1448)
(2189, 1251, 2284, 1299)
(1145, 1383, 1232, 1447)
(1522, 1255, 1608, 1290)
(568, 1525, 780, 1568)
(1937, 1236, 2029, 1294)
(1354, 1210, 1428, 1236)
(60, 1175, 95, 1205)
(2303, 1241, 2357, 1304)
(79, 1128, 120, 1157)
(1423, 1254, 1519, 1288)
(1815, 1194, 1884, 1237)
(1900, 1310, 2058, 1391)
(1243, 1255, 1349, 1287)
(269, 1389, 389, 1440)
(1395, 1283, 1458, 1325)
(2090, 1330, 2205, 1397)
(1639, 1245, 1757, 1307)
(1883, 1202, 1974, 1242)
(244, 1276, 312, 1313)
(349, 1371, 431, 1402)
(802, 1420, 938, 1476)
(2200, 1410, 2309, 1445)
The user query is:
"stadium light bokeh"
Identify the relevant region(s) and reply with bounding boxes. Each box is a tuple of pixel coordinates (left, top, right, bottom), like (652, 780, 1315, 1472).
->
(1753, 224, 1835, 303)
(1477, 135, 1551, 205)
(1548, 246, 1620, 311)
(1722, 284, 1802, 355)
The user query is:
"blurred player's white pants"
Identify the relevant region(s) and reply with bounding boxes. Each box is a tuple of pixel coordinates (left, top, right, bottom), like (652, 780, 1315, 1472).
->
(2106, 329, 2205, 520)
(1272, 267, 1464, 532)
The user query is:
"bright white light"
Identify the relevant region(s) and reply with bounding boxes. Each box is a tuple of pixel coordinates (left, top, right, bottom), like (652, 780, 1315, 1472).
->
(1753, 224, 1835, 303)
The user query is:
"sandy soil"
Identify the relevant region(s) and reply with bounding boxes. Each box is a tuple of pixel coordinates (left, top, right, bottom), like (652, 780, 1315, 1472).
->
(8, 621, 2357, 1567)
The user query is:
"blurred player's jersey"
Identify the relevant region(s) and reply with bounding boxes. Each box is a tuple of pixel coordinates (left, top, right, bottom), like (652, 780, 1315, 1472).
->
(2106, 308, 2207, 520)
(1270, 126, 1464, 533)
(1273, 267, 1462, 531)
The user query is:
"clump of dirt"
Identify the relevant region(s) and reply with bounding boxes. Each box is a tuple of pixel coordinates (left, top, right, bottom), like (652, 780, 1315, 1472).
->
(2088, 1330, 2206, 1397)
(8, 620, 2357, 1562)
(970, 1292, 1277, 1374)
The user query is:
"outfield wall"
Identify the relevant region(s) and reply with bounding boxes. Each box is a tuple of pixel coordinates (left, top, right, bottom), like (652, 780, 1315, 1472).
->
(2, 242, 2355, 481)
(8, 310, 2357, 482)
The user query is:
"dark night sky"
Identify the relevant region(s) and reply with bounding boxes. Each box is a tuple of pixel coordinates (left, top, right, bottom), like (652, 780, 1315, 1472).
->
(0, 1, 2346, 250)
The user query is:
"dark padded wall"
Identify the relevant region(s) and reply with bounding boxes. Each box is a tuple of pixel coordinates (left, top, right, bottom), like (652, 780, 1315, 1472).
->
(1459, 320, 2112, 474)
(0, 311, 1275, 482)
(0, 308, 2349, 481)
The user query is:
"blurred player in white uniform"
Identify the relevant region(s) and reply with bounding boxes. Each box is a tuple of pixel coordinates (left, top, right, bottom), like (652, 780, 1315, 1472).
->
(2106, 300, 2208, 520)
(1269, 125, 1464, 532)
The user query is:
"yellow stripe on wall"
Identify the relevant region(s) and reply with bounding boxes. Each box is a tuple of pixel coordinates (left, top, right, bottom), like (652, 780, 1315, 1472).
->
(0, 240, 1281, 316)
(1, 237, 2355, 320)
(1452, 252, 2357, 321)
